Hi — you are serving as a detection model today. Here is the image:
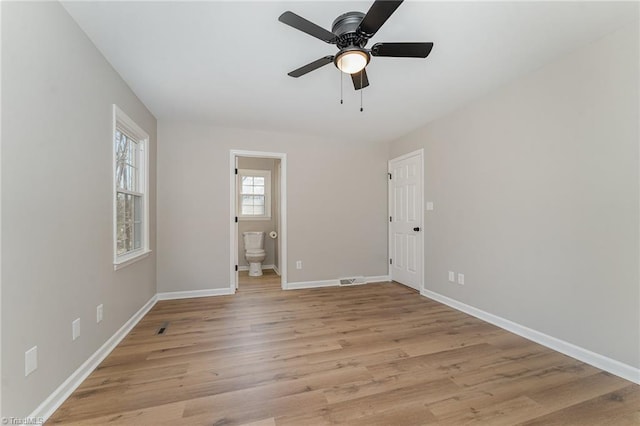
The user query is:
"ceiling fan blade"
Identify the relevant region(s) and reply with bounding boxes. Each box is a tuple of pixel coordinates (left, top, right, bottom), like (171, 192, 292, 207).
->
(288, 56, 334, 78)
(357, 0, 404, 38)
(278, 11, 337, 43)
(371, 42, 434, 58)
(351, 68, 370, 90)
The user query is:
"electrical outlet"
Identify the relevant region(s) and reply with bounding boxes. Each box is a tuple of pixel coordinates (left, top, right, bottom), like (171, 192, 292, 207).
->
(457, 273, 465, 285)
(296, 260, 302, 270)
(97, 304, 103, 323)
(448, 271, 455, 282)
(72, 318, 81, 340)
(25, 346, 38, 377)
(426, 201, 434, 211)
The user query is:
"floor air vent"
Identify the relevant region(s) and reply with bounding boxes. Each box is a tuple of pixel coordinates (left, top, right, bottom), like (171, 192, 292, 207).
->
(156, 321, 169, 335)
(339, 276, 366, 286)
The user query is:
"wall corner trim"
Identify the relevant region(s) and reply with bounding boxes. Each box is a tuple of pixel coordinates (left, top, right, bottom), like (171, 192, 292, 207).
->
(156, 288, 235, 300)
(29, 294, 159, 422)
(421, 289, 640, 385)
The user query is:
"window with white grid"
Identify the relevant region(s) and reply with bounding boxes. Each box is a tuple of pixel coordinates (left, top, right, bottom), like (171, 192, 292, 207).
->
(113, 106, 149, 268)
(238, 169, 271, 220)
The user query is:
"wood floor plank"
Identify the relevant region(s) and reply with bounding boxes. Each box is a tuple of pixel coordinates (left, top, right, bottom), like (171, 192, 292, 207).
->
(520, 384, 640, 425)
(47, 274, 639, 425)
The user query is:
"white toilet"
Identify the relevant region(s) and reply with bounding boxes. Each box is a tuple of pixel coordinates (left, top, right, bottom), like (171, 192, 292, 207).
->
(243, 231, 266, 277)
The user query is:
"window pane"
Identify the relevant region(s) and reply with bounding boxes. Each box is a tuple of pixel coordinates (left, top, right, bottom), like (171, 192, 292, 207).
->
(254, 177, 265, 185)
(124, 224, 133, 253)
(133, 222, 142, 249)
(253, 205, 265, 215)
(253, 185, 264, 195)
(241, 205, 254, 215)
(117, 224, 126, 255)
(116, 159, 125, 189)
(254, 195, 265, 207)
(118, 165, 139, 192)
(241, 195, 254, 205)
(133, 195, 142, 250)
(134, 195, 142, 222)
(115, 132, 124, 156)
(242, 185, 254, 195)
(242, 176, 253, 185)
(124, 165, 130, 190)
(125, 193, 134, 223)
(117, 192, 142, 255)
(117, 192, 126, 228)
(131, 165, 138, 192)
(127, 139, 136, 164)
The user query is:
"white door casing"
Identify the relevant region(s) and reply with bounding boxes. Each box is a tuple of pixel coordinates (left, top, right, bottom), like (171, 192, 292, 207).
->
(229, 150, 288, 292)
(388, 150, 424, 291)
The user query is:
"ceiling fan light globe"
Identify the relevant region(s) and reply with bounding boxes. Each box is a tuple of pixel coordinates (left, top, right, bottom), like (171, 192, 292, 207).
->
(336, 50, 369, 74)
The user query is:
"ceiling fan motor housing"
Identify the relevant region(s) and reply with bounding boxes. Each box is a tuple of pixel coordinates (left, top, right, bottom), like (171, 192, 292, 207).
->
(332, 11, 368, 48)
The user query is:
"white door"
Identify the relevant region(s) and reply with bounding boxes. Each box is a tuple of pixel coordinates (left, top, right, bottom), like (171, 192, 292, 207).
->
(234, 155, 239, 289)
(389, 151, 423, 291)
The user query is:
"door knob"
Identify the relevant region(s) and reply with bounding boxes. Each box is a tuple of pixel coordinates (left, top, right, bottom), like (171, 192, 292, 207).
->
(413, 227, 421, 232)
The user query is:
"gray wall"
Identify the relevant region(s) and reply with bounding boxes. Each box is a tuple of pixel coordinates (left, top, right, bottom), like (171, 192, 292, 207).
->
(237, 157, 279, 268)
(1, 2, 157, 417)
(157, 123, 389, 291)
(389, 23, 639, 368)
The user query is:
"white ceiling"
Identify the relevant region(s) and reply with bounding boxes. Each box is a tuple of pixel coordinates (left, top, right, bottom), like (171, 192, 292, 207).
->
(63, 1, 638, 143)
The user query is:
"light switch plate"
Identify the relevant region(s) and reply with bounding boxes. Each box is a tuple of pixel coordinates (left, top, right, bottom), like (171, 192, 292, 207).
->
(72, 318, 81, 340)
(426, 202, 434, 211)
(25, 346, 38, 376)
(457, 273, 465, 285)
(448, 271, 455, 282)
(97, 304, 103, 323)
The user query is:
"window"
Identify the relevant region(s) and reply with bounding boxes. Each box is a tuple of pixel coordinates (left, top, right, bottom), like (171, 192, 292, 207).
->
(113, 105, 150, 269)
(238, 169, 271, 220)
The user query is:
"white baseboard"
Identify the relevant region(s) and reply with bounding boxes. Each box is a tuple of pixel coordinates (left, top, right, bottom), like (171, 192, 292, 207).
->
(365, 275, 391, 283)
(30, 294, 158, 422)
(286, 279, 339, 290)
(421, 289, 640, 385)
(237, 264, 275, 272)
(287, 275, 391, 290)
(157, 288, 235, 300)
(273, 265, 281, 276)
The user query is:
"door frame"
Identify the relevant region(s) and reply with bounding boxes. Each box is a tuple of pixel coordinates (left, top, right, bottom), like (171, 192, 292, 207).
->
(388, 149, 425, 291)
(229, 150, 287, 291)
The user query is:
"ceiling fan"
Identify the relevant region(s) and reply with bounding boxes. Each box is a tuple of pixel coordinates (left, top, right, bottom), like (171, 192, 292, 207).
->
(278, 0, 433, 91)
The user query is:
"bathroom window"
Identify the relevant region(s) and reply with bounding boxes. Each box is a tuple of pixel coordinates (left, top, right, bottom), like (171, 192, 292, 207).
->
(113, 105, 150, 270)
(238, 169, 271, 220)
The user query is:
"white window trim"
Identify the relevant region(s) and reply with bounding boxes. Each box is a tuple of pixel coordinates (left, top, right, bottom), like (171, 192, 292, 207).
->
(238, 169, 272, 220)
(113, 105, 151, 270)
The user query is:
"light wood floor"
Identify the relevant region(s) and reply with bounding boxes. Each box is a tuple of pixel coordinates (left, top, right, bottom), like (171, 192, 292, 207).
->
(48, 276, 639, 425)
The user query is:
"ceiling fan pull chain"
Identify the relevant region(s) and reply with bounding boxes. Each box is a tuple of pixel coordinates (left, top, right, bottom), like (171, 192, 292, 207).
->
(360, 72, 364, 112)
(340, 71, 344, 104)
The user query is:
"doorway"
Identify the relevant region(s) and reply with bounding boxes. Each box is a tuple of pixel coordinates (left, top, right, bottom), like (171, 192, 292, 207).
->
(229, 150, 287, 292)
(388, 149, 424, 291)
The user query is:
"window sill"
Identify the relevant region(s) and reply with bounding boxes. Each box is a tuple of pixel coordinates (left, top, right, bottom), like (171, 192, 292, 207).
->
(239, 217, 272, 221)
(114, 250, 152, 271)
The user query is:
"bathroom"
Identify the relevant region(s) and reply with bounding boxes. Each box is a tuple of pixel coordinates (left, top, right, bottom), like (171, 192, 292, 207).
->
(237, 156, 281, 284)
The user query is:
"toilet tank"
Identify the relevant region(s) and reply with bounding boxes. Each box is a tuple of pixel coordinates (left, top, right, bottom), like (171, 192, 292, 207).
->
(243, 231, 265, 250)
